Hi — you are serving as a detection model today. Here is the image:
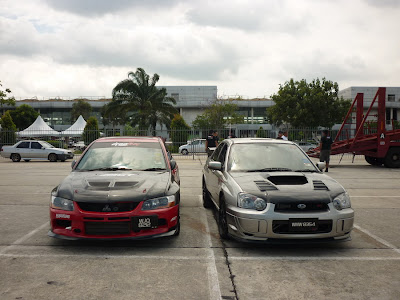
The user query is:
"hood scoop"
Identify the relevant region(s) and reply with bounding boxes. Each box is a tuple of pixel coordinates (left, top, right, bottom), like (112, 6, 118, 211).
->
(86, 180, 138, 190)
(267, 175, 308, 185)
(254, 180, 278, 191)
(313, 180, 329, 191)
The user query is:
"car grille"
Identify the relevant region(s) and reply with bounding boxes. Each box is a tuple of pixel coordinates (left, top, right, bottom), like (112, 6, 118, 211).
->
(274, 202, 329, 212)
(85, 222, 131, 235)
(272, 220, 332, 234)
(77, 202, 140, 212)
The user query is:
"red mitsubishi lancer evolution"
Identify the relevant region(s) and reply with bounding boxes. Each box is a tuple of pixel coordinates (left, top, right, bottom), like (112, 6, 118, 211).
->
(48, 137, 180, 240)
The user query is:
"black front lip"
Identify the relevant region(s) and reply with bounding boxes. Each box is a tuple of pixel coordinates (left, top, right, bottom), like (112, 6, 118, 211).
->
(228, 233, 352, 244)
(47, 227, 177, 241)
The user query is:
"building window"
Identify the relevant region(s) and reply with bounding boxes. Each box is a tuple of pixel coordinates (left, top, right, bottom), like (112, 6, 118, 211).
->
(386, 108, 391, 124)
(393, 108, 398, 121)
(388, 94, 395, 102)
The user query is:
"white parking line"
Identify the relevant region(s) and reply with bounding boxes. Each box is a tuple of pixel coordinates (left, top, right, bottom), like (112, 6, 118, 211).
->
(229, 256, 400, 261)
(354, 224, 400, 254)
(202, 209, 222, 300)
(0, 222, 49, 255)
(351, 196, 400, 197)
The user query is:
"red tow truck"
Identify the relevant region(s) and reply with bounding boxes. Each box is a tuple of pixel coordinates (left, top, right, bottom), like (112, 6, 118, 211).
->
(309, 87, 400, 168)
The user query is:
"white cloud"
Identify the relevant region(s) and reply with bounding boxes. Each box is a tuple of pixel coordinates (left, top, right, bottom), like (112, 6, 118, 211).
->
(0, 0, 399, 98)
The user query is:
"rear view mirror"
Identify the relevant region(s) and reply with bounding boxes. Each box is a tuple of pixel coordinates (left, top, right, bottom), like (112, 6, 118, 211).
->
(316, 162, 326, 171)
(71, 160, 76, 169)
(208, 161, 222, 171)
(170, 160, 177, 170)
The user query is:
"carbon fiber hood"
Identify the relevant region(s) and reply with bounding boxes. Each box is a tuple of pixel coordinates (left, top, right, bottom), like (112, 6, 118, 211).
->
(229, 171, 345, 203)
(56, 171, 170, 203)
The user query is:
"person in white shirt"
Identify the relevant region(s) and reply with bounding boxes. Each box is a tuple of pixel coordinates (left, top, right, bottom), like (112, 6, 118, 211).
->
(282, 131, 288, 141)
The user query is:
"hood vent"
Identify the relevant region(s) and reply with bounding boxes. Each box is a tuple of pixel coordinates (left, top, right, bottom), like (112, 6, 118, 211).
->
(114, 181, 138, 188)
(267, 176, 308, 185)
(313, 180, 329, 191)
(254, 180, 278, 191)
(87, 181, 111, 188)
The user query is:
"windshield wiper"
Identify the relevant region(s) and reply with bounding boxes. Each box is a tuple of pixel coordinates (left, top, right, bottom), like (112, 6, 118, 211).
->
(84, 167, 133, 171)
(294, 169, 318, 173)
(246, 168, 293, 172)
(140, 167, 167, 171)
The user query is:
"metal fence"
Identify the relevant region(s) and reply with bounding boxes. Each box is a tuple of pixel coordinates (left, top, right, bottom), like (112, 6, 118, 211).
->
(0, 127, 372, 160)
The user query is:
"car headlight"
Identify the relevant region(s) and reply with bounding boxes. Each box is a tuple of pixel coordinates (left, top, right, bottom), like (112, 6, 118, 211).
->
(142, 195, 175, 210)
(333, 192, 351, 210)
(237, 193, 267, 211)
(51, 196, 74, 211)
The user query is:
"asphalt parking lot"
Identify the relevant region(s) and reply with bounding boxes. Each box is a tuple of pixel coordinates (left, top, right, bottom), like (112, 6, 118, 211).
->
(0, 155, 399, 300)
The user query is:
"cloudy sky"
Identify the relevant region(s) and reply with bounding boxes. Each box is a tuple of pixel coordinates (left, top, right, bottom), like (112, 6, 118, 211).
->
(0, 0, 399, 99)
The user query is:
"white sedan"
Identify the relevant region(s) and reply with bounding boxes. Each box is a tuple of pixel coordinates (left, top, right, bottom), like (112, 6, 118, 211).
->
(0, 140, 74, 162)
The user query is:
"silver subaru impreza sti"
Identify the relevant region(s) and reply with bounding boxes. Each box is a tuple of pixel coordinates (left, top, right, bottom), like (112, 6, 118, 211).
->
(202, 138, 354, 242)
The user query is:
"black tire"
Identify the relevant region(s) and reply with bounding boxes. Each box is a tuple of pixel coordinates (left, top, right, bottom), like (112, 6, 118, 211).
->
(218, 197, 230, 240)
(60, 160, 66, 162)
(202, 179, 213, 209)
(11, 153, 21, 162)
(48, 153, 58, 162)
(365, 155, 383, 166)
(181, 149, 189, 155)
(384, 147, 400, 168)
(24, 159, 31, 162)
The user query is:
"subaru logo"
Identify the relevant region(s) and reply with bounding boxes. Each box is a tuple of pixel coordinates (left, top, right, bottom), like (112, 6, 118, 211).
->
(102, 204, 112, 212)
(297, 204, 307, 209)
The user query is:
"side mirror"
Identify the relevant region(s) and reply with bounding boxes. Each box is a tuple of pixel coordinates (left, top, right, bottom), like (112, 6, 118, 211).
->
(170, 160, 177, 170)
(71, 160, 76, 169)
(208, 161, 222, 171)
(316, 162, 326, 171)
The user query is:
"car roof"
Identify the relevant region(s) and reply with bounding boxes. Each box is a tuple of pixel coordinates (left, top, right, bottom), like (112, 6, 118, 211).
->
(228, 138, 295, 145)
(95, 136, 161, 143)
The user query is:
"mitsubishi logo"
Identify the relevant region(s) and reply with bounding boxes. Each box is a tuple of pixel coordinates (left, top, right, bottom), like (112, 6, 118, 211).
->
(102, 204, 112, 212)
(297, 204, 307, 209)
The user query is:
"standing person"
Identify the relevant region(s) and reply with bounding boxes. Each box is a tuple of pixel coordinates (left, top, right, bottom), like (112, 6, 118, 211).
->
(276, 131, 284, 139)
(214, 131, 219, 145)
(282, 131, 288, 141)
(319, 129, 333, 172)
(205, 130, 218, 156)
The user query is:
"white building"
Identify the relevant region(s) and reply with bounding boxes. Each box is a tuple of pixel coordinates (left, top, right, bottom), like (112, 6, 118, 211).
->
(338, 86, 400, 124)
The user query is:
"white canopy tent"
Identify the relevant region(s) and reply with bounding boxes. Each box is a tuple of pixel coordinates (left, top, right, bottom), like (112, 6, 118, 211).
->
(17, 116, 60, 137)
(60, 115, 87, 137)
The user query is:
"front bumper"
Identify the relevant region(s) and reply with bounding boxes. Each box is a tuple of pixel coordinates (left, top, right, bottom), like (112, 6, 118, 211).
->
(57, 153, 74, 160)
(225, 203, 354, 242)
(49, 201, 179, 240)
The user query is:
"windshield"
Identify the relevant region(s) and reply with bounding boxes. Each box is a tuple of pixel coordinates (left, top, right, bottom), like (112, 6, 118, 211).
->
(228, 143, 317, 172)
(40, 141, 54, 148)
(75, 141, 167, 171)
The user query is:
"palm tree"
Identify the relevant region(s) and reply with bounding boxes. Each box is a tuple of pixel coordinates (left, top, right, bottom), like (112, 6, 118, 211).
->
(108, 68, 177, 135)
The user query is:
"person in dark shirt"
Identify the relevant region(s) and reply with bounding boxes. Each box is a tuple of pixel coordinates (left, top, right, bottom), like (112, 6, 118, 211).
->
(205, 130, 218, 156)
(319, 130, 333, 172)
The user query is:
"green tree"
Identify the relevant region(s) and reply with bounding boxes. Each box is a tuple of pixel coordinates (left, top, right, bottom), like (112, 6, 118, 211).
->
(9, 104, 39, 130)
(192, 102, 244, 129)
(82, 116, 100, 145)
(267, 78, 351, 128)
(170, 114, 191, 148)
(0, 81, 16, 114)
(0, 110, 17, 144)
(256, 126, 267, 138)
(71, 99, 92, 121)
(109, 68, 177, 136)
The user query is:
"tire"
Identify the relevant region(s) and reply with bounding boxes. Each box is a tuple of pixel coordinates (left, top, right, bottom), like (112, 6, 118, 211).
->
(202, 179, 213, 209)
(11, 153, 21, 162)
(384, 147, 400, 168)
(60, 160, 66, 162)
(181, 149, 189, 155)
(365, 155, 383, 166)
(24, 159, 31, 162)
(48, 153, 58, 162)
(218, 197, 230, 240)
